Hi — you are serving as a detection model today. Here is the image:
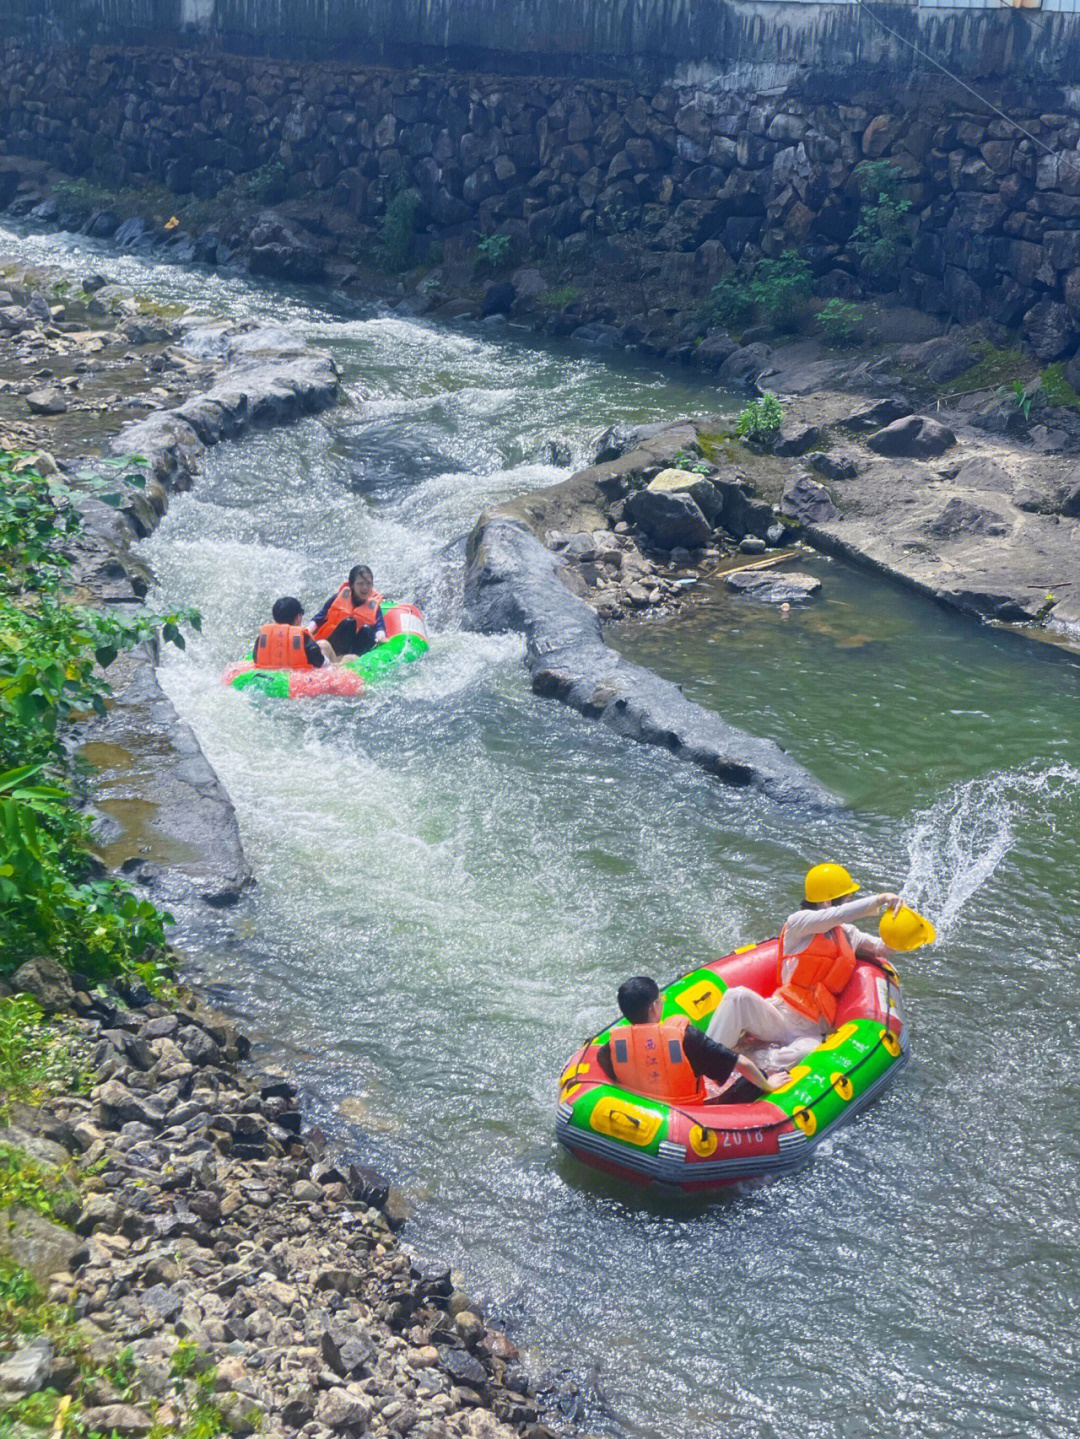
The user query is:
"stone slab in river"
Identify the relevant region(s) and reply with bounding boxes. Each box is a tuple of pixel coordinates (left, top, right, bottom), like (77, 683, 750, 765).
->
(725, 569, 822, 603)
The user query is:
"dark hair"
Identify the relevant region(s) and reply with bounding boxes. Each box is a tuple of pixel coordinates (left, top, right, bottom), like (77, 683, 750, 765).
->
(348, 564, 373, 586)
(617, 975, 660, 1025)
(272, 596, 304, 625)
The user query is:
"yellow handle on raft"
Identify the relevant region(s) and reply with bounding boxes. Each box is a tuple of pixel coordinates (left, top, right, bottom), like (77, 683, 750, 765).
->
(879, 904, 937, 952)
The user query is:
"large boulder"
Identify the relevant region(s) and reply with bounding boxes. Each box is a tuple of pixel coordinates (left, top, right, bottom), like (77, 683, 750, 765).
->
(774, 425, 823, 458)
(866, 415, 956, 459)
(901, 336, 977, 385)
(808, 451, 858, 481)
(718, 342, 772, 387)
(725, 570, 821, 603)
(646, 468, 723, 523)
(1023, 298, 1072, 362)
(0, 1207, 80, 1284)
(11, 956, 74, 1013)
(25, 387, 67, 416)
(780, 474, 838, 524)
(0, 1337, 54, 1399)
(627, 487, 711, 549)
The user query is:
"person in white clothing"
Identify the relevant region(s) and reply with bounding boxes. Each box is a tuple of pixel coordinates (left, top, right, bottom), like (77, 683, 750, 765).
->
(706, 864, 902, 1071)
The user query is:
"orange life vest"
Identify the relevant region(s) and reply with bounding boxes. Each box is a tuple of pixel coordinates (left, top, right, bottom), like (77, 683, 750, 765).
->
(312, 584, 383, 642)
(608, 1015, 706, 1104)
(254, 624, 315, 670)
(776, 924, 857, 1028)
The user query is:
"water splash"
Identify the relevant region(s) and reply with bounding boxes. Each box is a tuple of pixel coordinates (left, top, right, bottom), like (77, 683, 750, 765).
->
(904, 762, 1080, 933)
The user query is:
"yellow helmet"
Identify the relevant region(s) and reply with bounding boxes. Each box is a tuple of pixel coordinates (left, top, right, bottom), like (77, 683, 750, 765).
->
(879, 905, 936, 952)
(804, 863, 860, 905)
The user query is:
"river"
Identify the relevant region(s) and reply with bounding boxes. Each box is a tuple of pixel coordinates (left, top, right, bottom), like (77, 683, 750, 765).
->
(5, 224, 1080, 1439)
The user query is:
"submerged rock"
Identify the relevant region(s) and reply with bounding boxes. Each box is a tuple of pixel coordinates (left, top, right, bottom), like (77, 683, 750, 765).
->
(726, 569, 821, 603)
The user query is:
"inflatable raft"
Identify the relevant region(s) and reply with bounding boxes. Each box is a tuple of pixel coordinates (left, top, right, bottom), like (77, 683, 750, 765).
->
(221, 602, 428, 699)
(556, 937, 906, 1193)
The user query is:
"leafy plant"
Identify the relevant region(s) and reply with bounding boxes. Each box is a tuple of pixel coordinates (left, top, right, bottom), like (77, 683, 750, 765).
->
(0, 1143, 77, 1224)
(0, 997, 85, 1113)
(815, 298, 864, 347)
(1004, 378, 1034, 422)
(702, 251, 812, 333)
(475, 233, 513, 271)
(671, 450, 711, 475)
(377, 190, 420, 272)
(242, 162, 287, 205)
(0, 451, 197, 975)
(850, 162, 912, 285)
(735, 393, 784, 446)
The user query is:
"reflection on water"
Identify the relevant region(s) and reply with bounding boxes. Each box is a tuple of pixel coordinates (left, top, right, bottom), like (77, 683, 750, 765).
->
(4, 223, 1080, 1439)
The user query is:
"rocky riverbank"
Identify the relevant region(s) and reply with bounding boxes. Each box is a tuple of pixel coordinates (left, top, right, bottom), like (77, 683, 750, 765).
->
(0, 957, 559, 1439)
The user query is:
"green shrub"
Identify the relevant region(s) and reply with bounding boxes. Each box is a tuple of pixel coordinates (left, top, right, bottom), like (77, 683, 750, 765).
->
(378, 190, 420, 271)
(671, 449, 711, 475)
(850, 161, 912, 285)
(0, 997, 86, 1111)
(475, 233, 513, 271)
(735, 392, 784, 446)
(0, 451, 197, 976)
(0, 1143, 77, 1224)
(702, 251, 812, 333)
(815, 298, 864, 347)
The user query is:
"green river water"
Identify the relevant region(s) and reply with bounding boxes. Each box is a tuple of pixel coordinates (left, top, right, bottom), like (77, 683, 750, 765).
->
(5, 225, 1080, 1439)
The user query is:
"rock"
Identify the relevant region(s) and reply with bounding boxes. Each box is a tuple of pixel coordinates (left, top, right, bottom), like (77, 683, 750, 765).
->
(79, 1406, 154, 1437)
(1058, 477, 1080, 517)
(1023, 298, 1073, 361)
(902, 336, 977, 385)
(691, 330, 738, 370)
(481, 280, 515, 317)
(646, 468, 723, 523)
(563, 531, 596, 561)
(591, 423, 638, 463)
(11, 956, 74, 1013)
(626, 488, 711, 549)
(738, 536, 767, 554)
(927, 498, 1010, 538)
(455, 1310, 484, 1344)
(0, 1206, 80, 1284)
(92, 1078, 162, 1130)
(718, 342, 772, 387)
(511, 267, 546, 298)
(76, 1194, 122, 1235)
(866, 415, 956, 459)
(841, 397, 912, 433)
(26, 386, 68, 416)
(571, 321, 623, 350)
(536, 439, 571, 466)
(725, 570, 821, 603)
(953, 456, 1012, 492)
(440, 1347, 488, 1388)
(780, 475, 838, 524)
(766, 524, 787, 546)
(141, 1284, 184, 1323)
(774, 425, 823, 458)
(0, 1336, 54, 1397)
(176, 1025, 221, 1066)
(466, 516, 835, 804)
(808, 452, 858, 481)
(315, 1388, 373, 1431)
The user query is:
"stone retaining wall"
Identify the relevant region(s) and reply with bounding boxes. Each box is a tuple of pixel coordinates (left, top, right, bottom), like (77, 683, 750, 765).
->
(5, 42, 1080, 360)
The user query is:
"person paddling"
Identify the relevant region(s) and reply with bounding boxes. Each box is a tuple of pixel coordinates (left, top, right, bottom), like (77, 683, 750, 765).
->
(596, 976, 788, 1104)
(706, 864, 902, 1066)
(253, 596, 337, 670)
(310, 565, 387, 657)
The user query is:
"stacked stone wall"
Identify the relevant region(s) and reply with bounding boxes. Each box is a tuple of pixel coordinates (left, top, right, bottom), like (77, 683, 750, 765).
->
(5, 42, 1080, 359)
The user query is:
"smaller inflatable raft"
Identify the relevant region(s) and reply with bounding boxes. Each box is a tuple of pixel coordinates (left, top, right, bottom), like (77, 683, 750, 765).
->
(222, 601, 428, 699)
(556, 937, 906, 1194)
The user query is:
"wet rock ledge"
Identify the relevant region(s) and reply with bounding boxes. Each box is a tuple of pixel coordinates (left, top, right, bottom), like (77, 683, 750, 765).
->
(0, 957, 556, 1439)
(465, 421, 836, 807)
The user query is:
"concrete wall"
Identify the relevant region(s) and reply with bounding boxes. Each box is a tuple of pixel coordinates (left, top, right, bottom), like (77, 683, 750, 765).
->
(6, 0, 1080, 82)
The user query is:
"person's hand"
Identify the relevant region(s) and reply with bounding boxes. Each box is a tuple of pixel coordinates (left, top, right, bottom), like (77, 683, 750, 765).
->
(766, 1070, 792, 1091)
(879, 892, 903, 915)
(375, 633, 388, 645)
